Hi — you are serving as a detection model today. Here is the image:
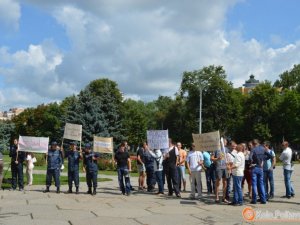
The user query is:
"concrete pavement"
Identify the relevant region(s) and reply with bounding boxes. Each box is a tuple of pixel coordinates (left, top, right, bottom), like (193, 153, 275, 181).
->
(0, 165, 300, 225)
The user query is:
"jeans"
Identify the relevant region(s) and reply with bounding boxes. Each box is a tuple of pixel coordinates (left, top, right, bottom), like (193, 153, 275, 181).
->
(155, 170, 164, 193)
(205, 165, 216, 194)
(177, 165, 186, 191)
(233, 175, 243, 204)
(263, 169, 274, 197)
(252, 167, 266, 203)
(146, 165, 155, 191)
(226, 173, 232, 199)
(283, 169, 295, 197)
(117, 167, 131, 194)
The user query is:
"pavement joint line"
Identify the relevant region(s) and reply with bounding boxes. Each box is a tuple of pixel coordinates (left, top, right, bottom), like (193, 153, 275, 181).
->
(106, 202, 114, 208)
(190, 214, 216, 225)
(26, 199, 29, 205)
(90, 211, 98, 217)
(195, 205, 210, 212)
(1, 195, 3, 199)
(68, 220, 73, 225)
(154, 201, 165, 206)
(30, 213, 33, 220)
(47, 194, 51, 198)
(56, 205, 61, 210)
(129, 218, 145, 225)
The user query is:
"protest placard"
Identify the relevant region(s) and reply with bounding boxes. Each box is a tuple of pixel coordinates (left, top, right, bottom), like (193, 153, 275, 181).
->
(147, 130, 169, 149)
(63, 123, 82, 141)
(18, 136, 49, 153)
(192, 130, 221, 151)
(93, 136, 113, 153)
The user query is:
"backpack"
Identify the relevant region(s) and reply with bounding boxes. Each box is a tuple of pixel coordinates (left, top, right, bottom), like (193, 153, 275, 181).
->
(291, 150, 298, 162)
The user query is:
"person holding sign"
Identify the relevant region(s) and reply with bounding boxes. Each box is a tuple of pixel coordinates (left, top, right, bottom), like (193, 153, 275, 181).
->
(83, 143, 101, 195)
(9, 139, 25, 191)
(64, 142, 82, 194)
(44, 141, 63, 194)
(114, 142, 132, 196)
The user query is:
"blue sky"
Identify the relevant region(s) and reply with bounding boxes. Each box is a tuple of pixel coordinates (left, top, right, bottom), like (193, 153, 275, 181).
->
(0, 0, 300, 110)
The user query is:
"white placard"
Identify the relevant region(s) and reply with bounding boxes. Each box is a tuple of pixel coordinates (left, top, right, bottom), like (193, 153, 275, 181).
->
(18, 136, 49, 153)
(93, 136, 113, 153)
(192, 130, 221, 151)
(63, 123, 82, 141)
(147, 130, 169, 149)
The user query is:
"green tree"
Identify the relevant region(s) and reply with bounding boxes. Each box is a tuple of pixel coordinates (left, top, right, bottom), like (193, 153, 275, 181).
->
(274, 64, 300, 91)
(0, 121, 15, 152)
(242, 82, 280, 141)
(179, 65, 244, 142)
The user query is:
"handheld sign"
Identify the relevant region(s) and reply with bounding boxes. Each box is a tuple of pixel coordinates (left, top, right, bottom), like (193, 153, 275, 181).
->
(18, 136, 49, 153)
(192, 130, 221, 151)
(93, 136, 113, 153)
(63, 123, 82, 141)
(147, 130, 169, 149)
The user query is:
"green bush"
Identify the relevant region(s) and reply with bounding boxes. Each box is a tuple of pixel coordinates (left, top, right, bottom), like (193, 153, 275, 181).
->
(34, 153, 46, 167)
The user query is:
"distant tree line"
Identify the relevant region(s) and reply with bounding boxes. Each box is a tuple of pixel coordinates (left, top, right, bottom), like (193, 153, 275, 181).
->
(1, 64, 300, 151)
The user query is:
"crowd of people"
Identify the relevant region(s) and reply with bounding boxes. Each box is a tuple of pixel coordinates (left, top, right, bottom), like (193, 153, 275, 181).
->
(0, 138, 297, 206)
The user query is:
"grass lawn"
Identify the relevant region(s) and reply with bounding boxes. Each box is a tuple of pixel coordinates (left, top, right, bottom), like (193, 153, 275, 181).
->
(1, 171, 112, 189)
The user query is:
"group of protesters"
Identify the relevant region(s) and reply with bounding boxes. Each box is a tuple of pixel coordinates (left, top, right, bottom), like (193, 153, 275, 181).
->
(132, 138, 296, 206)
(1, 137, 296, 205)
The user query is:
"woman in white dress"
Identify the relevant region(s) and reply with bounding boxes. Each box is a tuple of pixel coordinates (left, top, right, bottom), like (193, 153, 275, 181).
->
(26, 153, 36, 185)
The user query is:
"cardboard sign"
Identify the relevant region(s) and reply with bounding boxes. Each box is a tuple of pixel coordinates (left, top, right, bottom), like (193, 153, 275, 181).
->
(192, 130, 221, 151)
(18, 136, 49, 153)
(63, 123, 82, 141)
(93, 136, 113, 153)
(147, 130, 169, 149)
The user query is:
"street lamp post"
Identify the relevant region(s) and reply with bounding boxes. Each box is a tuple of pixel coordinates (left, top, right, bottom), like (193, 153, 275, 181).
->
(199, 84, 202, 134)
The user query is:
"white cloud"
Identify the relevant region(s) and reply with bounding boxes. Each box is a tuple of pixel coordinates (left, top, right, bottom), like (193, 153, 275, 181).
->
(1, 0, 300, 109)
(0, 0, 20, 31)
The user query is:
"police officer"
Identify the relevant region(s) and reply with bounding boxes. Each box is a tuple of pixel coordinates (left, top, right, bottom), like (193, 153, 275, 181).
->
(44, 141, 63, 193)
(9, 139, 25, 191)
(65, 142, 82, 194)
(83, 143, 100, 195)
(249, 139, 273, 204)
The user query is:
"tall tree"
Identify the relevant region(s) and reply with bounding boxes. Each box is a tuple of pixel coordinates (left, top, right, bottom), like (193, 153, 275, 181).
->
(0, 121, 15, 151)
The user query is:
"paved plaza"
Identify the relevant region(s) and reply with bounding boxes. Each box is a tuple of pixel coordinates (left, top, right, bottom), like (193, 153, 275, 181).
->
(1, 166, 300, 225)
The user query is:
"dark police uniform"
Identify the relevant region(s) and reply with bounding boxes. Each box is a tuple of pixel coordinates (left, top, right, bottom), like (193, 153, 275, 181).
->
(83, 147, 100, 195)
(9, 144, 25, 190)
(143, 149, 155, 192)
(44, 143, 63, 193)
(65, 148, 81, 194)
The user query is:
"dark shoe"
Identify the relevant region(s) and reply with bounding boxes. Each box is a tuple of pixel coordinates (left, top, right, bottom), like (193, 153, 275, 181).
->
(126, 192, 131, 196)
(130, 187, 135, 191)
(56, 187, 60, 194)
(250, 201, 257, 204)
(291, 194, 295, 198)
(92, 188, 96, 195)
(67, 189, 72, 193)
(87, 188, 92, 194)
(269, 195, 274, 199)
(228, 202, 237, 206)
(76, 187, 79, 194)
(43, 187, 50, 193)
(176, 194, 181, 198)
(19, 188, 24, 192)
(168, 193, 173, 196)
(261, 201, 266, 204)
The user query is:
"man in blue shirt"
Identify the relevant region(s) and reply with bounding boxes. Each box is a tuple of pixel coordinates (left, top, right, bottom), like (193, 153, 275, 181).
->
(249, 139, 272, 204)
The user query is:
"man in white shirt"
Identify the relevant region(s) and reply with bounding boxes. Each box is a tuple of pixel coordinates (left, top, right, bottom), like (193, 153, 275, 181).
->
(279, 141, 295, 198)
(229, 144, 245, 206)
(186, 143, 204, 200)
